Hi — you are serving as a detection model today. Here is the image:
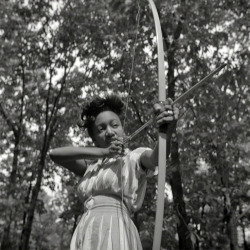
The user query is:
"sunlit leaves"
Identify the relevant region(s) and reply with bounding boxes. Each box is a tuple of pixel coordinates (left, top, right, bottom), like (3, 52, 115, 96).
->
(0, 0, 249, 249)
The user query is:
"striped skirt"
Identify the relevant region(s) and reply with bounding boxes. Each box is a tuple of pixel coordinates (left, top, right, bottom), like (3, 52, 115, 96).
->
(70, 195, 143, 250)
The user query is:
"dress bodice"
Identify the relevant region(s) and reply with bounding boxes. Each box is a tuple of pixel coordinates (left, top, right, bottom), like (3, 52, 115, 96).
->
(77, 147, 152, 213)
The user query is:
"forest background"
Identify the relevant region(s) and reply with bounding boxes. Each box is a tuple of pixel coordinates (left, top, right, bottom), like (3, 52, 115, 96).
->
(0, 0, 249, 249)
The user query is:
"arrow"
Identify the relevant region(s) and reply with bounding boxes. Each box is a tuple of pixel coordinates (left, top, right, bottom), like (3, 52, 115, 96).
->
(124, 63, 227, 144)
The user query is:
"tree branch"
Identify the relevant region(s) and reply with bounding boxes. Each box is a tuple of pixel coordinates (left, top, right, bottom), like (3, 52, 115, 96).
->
(0, 103, 18, 135)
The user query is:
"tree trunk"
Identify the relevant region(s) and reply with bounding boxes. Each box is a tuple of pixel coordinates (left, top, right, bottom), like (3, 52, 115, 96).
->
(224, 193, 239, 250)
(0, 224, 11, 250)
(242, 224, 250, 250)
(162, 3, 193, 246)
(170, 139, 194, 250)
(18, 62, 66, 249)
(0, 59, 25, 249)
(1, 130, 21, 250)
(227, 210, 239, 250)
(19, 158, 45, 250)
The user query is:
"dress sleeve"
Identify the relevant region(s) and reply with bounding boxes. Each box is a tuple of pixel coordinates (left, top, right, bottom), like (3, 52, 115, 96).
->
(129, 147, 157, 177)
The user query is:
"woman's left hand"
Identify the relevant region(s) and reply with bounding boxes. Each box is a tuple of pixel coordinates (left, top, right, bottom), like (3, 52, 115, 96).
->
(153, 98, 179, 127)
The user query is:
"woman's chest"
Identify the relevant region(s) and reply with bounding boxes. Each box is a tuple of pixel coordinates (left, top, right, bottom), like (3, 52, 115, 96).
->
(78, 158, 128, 196)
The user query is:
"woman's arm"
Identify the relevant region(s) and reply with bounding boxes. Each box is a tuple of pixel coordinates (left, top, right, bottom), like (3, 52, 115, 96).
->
(50, 141, 124, 176)
(50, 146, 109, 176)
(140, 98, 179, 170)
(140, 143, 159, 170)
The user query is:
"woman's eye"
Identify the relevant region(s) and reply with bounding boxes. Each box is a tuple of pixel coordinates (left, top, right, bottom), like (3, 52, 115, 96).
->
(98, 126, 105, 132)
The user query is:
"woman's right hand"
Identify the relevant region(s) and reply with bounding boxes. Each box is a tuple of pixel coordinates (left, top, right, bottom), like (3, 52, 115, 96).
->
(105, 137, 125, 158)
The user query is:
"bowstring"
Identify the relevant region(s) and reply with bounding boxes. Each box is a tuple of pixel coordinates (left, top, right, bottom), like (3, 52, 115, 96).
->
(123, 0, 142, 130)
(121, 0, 142, 213)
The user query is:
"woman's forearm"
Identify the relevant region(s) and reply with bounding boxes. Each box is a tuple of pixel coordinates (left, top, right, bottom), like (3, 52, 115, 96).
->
(50, 146, 108, 163)
(140, 143, 159, 170)
(140, 127, 174, 170)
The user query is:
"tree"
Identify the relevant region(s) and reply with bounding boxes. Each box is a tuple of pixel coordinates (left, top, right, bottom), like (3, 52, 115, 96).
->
(0, 0, 249, 249)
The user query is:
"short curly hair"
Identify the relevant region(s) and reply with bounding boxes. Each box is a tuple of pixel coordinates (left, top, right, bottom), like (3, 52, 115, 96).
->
(79, 94, 125, 138)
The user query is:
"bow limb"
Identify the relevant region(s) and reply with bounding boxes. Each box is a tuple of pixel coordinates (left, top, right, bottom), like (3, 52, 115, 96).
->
(147, 1, 167, 249)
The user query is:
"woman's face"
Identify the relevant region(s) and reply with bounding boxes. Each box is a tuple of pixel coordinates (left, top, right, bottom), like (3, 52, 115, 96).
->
(92, 110, 124, 148)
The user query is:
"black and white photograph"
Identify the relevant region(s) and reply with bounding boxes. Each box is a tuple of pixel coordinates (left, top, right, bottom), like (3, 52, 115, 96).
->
(0, 0, 249, 249)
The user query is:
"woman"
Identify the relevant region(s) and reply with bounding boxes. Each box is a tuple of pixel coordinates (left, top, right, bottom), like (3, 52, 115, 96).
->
(50, 94, 178, 250)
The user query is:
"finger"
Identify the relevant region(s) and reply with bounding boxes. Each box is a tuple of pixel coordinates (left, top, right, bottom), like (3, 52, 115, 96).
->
(111, 139, 123, 145)
(153, 103, 164, 114)
(165, 98, 173, 105)
(119, 148, 124, 155)
(115, 145, 124, 155)
(162, 104, 173, 111)
(156, 110, 174, 120)
(110, 142, 121, 149)
(173, 107, 179, 120)
(156, 116, 174, 126)
(114, 141, 124, 148)
(154, 104, 173, 118)
(116, 136, 124, 142)
(112, 142, 123, 149)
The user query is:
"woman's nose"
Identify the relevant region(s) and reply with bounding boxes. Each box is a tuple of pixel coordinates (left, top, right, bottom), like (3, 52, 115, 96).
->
(105, 126, 115, 137)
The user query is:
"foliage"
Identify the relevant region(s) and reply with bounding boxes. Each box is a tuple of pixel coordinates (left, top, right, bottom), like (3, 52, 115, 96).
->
(0, 0, 249, 249)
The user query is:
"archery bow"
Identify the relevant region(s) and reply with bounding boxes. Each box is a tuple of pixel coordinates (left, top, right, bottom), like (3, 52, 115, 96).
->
(131, 2, 226, 249)
(147, 1, 167, 249)
(123, 1, 226, 249)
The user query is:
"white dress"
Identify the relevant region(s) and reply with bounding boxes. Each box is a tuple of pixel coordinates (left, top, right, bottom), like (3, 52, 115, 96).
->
(70, 147, 153, 250)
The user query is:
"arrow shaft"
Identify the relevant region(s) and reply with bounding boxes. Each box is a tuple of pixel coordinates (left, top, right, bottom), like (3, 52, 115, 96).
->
(124, 63, 226, 144)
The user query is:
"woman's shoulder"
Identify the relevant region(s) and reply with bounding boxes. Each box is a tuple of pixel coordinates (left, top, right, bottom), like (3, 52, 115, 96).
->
(129, 147, 152, 155)
(125, 147, 152, 163)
